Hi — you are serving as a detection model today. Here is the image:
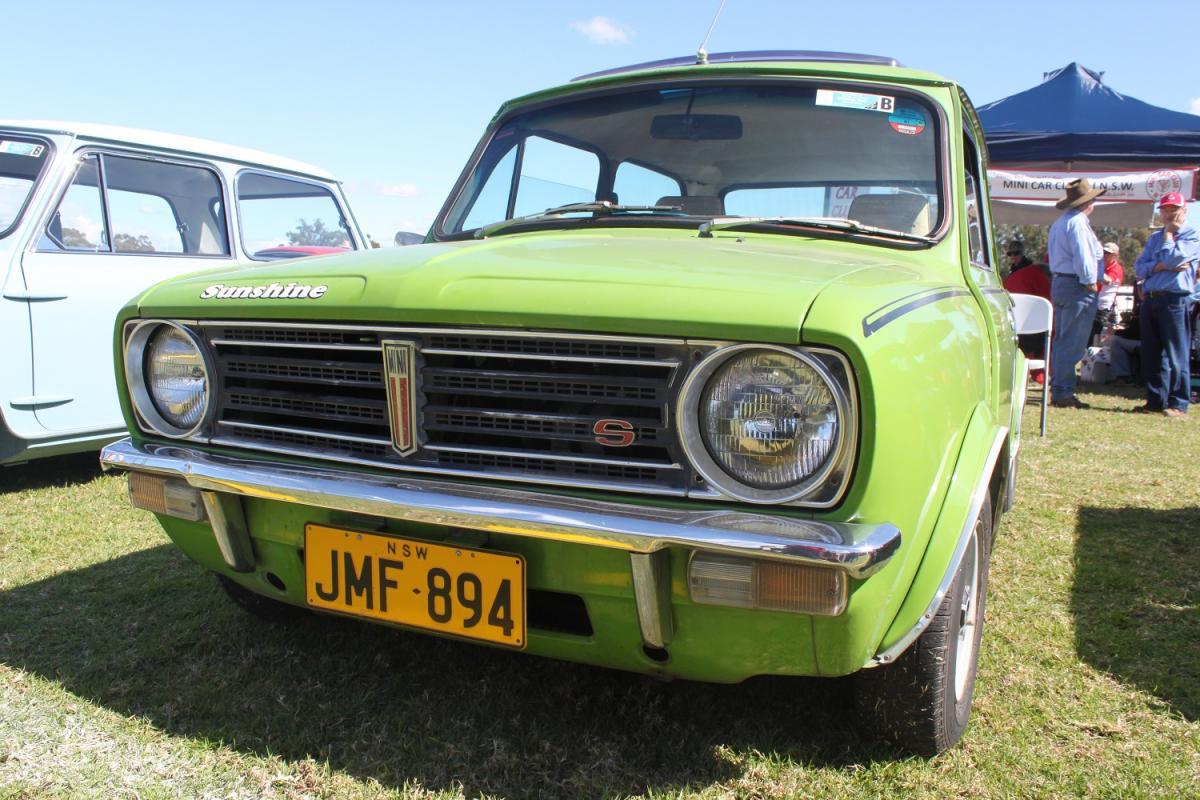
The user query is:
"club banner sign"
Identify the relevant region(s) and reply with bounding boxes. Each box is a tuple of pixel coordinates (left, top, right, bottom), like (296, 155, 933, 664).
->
(988, 168, 1197, 203)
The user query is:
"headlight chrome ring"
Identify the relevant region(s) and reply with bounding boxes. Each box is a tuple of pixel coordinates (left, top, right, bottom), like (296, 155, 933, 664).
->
(678, 344, 852, 504)
(124, 320, 212, 439)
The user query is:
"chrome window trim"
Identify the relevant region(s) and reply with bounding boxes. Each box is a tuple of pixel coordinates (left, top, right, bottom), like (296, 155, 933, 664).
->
(676, 344, 857, 506)
(123, 320, 215, 439)
(867, 426, 1007, 667)
(233, 168, 358, 260)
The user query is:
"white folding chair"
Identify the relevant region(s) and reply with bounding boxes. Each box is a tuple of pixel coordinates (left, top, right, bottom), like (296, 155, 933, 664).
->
(1010, 294, 1053, 436)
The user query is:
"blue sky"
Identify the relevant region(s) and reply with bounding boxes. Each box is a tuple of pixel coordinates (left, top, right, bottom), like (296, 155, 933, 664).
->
(4, 0, 1197, 243)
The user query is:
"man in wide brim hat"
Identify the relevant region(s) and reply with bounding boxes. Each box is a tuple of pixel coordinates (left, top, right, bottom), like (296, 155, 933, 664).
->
(1047, 178, 1106, 407)
(1054, 178, 1107, 210)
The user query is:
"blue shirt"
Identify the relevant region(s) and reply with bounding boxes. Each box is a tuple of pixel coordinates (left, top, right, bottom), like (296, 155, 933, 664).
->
(1134, 224, 1199, 295)
(1048, 209, 1103, 285)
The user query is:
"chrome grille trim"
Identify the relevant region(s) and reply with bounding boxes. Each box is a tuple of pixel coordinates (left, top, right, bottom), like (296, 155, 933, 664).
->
(423, 443, 682, 469)
(196, 322, 705, 496)
(218, 420, 392, 447)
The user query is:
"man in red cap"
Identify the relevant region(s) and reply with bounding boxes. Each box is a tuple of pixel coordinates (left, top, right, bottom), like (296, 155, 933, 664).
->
(1133, 192, 1199, 417)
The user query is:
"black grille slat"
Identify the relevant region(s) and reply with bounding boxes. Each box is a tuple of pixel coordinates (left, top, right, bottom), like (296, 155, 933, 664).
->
(223, 355, 383, 388)
(423, 368, 663, 404)
(204, 325, 696, 493)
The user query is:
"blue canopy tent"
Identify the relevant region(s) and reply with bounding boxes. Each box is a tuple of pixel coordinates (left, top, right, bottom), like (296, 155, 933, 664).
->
(979, 63, 1200, 225)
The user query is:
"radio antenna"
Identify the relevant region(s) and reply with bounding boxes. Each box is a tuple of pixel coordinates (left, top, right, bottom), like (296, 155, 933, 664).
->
(696, 0, 728, 64)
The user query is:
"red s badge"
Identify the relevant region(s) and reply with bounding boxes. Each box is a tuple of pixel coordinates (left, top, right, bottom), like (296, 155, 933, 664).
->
(593, 419, 636, 447)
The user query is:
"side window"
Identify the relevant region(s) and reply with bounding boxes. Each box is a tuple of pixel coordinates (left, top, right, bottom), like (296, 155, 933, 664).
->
(461, 146, 517, 231)
(103, 155, 228, 255)
(512, 136, 599, 218)
(962, 130, 990, 268)
(237, 172, 354, 258)
(40, 153, 229, 256)
(613, 162, 680, 206)
(41, 155, 108, 252)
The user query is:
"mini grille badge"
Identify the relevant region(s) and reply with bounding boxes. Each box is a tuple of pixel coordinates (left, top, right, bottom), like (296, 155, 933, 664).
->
(382, 340, 419, 456)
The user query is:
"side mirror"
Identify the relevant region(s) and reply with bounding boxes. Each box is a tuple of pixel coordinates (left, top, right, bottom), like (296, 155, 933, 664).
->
(393, 231, 425, 247)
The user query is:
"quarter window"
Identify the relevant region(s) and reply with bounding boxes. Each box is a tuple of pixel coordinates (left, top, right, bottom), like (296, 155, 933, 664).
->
(237, 172, 354, 259)
(0, 135, 52, 238)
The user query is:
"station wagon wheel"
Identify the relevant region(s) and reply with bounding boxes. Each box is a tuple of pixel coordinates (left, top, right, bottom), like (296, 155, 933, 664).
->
(216, 574, 305, 623)
(853, 493, 992, 756)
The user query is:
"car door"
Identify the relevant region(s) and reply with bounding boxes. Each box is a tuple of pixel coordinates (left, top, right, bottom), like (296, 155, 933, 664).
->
(19, 149, 233, 433)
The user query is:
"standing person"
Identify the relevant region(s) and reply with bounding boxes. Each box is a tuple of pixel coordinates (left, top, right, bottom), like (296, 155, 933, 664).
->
(1133, 192, 1200, 417)
(1092, 241, 1125, 342)
(1048, 178, 1106, 408)
(1097, 242, 1125, 313)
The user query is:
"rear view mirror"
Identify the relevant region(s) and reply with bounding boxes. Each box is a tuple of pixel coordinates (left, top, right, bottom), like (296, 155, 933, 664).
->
(650, 114, 742, 140)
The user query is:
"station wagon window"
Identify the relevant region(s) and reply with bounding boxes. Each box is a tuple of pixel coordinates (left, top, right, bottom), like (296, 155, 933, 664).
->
(0, 135, 52, 239)
(440, 83, 943, 241)
(39, 153, 229, 256)
(237, 172, 354, 259)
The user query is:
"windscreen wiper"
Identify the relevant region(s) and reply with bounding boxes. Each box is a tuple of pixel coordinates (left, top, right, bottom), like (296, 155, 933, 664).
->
(697, 215, 936, 244)
(475, 201, 684, 238)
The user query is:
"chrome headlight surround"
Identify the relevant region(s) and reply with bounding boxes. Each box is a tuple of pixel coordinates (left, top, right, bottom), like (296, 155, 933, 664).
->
(124, 320, 213, 439)
(678, 344, 856, 505)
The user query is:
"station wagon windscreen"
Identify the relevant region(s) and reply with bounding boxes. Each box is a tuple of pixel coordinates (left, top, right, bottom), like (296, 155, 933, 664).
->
(441, 84, 942, 237)
(0, 135, 51, 238)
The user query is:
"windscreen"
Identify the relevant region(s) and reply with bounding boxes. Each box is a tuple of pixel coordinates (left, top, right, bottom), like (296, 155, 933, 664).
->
(440, 83, 942, 237)
(0, 135, 52, 238)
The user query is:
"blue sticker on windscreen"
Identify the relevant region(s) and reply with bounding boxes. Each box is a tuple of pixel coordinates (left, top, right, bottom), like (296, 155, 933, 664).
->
(0, 140, 45, 157)
(888, 108, 926, 135)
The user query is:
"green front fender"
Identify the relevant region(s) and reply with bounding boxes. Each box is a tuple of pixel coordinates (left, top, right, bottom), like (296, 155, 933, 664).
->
(868, 403, 1008, 668)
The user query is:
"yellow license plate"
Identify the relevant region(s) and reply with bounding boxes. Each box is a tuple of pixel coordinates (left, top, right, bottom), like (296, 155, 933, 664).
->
(304, 524, 526, 648)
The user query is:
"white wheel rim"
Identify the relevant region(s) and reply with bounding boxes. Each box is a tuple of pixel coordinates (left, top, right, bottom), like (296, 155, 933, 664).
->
(953, 527, 981, 703)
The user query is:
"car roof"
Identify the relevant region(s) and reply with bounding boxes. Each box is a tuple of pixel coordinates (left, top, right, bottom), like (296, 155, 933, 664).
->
(498, 52, 953, 117)
(0, 119, 336, 181)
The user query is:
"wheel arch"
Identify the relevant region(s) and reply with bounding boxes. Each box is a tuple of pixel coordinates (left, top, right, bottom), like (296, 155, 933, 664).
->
(865, 405, 1008, 668)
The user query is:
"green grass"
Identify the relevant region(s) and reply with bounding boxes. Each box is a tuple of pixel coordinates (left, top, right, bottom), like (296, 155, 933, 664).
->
(2, 386, 1198, 799)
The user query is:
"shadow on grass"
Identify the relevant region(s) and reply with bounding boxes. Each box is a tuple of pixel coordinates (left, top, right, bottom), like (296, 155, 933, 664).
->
(0, 546, 891, 797)
(0, 452, 104, 494)
(1073, 506, 1200, 720)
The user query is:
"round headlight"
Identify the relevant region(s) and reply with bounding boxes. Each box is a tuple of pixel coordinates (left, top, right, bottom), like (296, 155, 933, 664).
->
(125, 321, 210, 437)
(679, 346, 848, 503)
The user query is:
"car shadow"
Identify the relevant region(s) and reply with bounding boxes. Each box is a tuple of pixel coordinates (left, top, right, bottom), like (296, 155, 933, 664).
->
(0, 452, 104, 494)
(0, 546, 899, 797)
(1072, 506, 1200, 721)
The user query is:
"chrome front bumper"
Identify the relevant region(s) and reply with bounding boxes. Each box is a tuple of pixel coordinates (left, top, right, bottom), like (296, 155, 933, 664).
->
(100, 437, 900, 579)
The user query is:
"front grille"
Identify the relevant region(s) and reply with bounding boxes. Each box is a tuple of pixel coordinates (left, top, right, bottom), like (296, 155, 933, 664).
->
(201, 323, 704, 494)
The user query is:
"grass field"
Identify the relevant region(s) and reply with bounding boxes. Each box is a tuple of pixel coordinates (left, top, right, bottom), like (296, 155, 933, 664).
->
(2, 385, 1198, 799)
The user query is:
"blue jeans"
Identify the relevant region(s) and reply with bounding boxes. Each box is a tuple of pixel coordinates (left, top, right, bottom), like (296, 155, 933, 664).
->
(1050, 275, 1099, 402)
(1140, 293, 1190, 412)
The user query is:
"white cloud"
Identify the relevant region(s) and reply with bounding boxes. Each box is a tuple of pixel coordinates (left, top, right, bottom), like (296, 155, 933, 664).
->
(1191, 97, 1200, 115)
(378, 183, 420, 198)
(571, 16, 631, 45)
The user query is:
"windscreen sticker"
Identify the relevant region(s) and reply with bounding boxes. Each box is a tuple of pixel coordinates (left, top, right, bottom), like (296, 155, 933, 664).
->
(888, 107, 926, 135)
(0, 141, 45, 157)
(815, 89, 895, 113)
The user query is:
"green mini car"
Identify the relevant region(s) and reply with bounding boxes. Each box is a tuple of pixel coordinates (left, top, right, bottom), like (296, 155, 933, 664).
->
(101, 51, 1023, 755)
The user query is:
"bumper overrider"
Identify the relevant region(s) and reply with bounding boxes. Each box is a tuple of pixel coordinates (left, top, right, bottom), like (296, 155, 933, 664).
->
(101, 437, 901, 662)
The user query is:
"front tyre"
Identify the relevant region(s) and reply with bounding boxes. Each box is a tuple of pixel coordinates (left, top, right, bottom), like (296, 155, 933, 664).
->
(854, 493, 992, 755)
